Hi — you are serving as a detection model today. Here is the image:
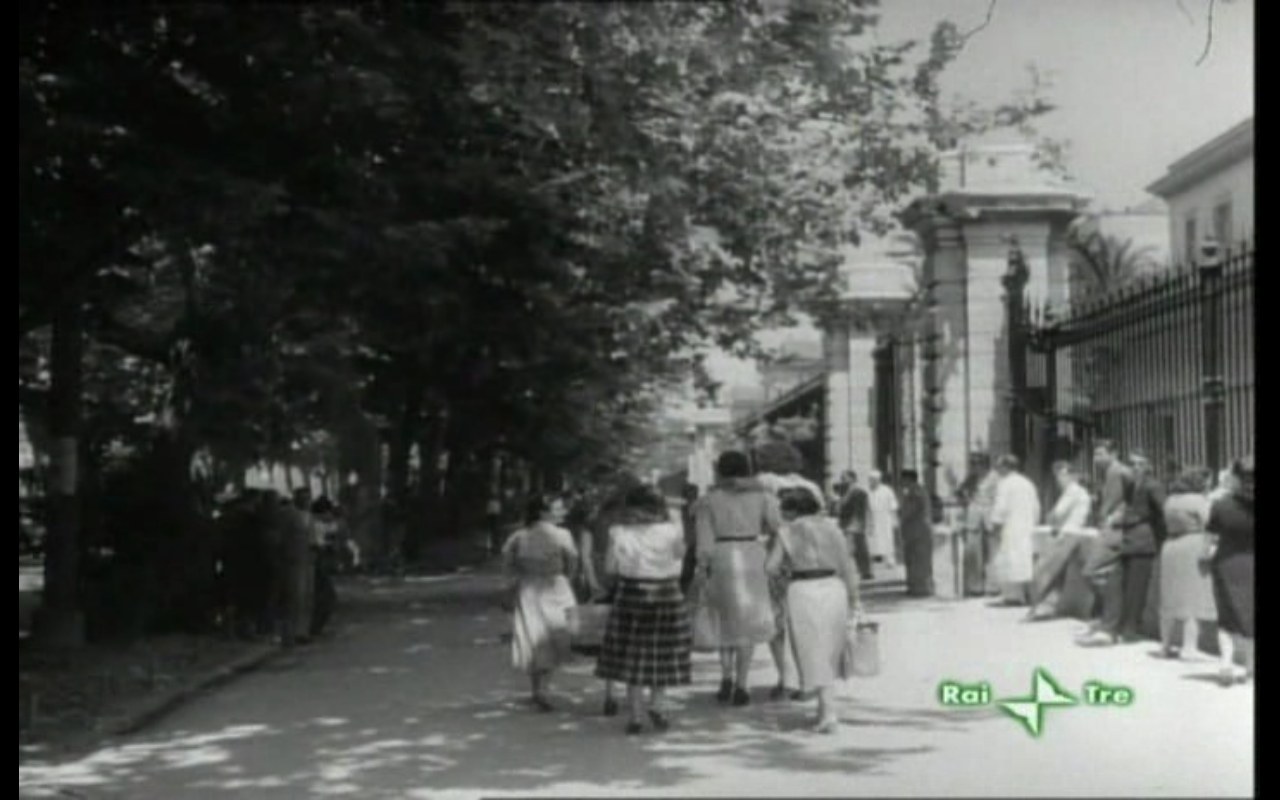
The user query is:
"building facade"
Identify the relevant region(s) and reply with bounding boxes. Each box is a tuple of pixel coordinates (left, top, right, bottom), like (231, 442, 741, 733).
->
(1147, 117, 1253, 263)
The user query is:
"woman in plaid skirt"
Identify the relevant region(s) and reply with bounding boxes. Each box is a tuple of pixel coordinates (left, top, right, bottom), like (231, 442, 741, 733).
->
(596, 485, 693, 735)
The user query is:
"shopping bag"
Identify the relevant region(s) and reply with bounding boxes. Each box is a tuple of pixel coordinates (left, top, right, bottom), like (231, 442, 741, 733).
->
(566, 603, 611, 650)
(840, 619, 881, 678)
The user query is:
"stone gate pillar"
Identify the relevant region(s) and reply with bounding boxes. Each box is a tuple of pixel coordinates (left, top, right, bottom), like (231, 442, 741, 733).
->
(901, 144, 1089, 502)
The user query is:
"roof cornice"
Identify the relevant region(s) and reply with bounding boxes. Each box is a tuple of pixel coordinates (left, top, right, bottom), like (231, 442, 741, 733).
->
(1146, 117, 1254, 198)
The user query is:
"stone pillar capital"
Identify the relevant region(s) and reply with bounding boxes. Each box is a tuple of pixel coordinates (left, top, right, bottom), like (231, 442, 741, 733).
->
(962, 220, 1052, 256)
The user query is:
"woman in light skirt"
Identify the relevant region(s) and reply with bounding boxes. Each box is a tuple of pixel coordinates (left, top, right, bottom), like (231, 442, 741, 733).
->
(503, 495, 579, 711)
(766, 487, 861, 733)
(1156, 467, 1218, 659)
(693, 451, 783, 706)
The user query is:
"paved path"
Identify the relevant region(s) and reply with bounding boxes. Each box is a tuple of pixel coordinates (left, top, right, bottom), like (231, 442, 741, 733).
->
(19, 574, 1253, 798)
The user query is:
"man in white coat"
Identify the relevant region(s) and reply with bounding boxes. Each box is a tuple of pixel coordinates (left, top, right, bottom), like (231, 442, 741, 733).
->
(990, 455, 1042, 606)
(866, 471, 901, 569)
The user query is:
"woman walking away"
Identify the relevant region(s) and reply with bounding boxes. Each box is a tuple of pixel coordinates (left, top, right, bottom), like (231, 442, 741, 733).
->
(1207, 456, 1254, 686)
(503, 495, 579, 711)
(766, 488, 860, 734)
(694, 451, 783, 707)
(1156, 467, 1218, 659)
(596, 485, 693, 735)
(582, 478, 640, 717)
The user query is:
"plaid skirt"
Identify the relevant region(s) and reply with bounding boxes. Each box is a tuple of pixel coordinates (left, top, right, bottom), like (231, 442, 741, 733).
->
(595, 577, 693, 687)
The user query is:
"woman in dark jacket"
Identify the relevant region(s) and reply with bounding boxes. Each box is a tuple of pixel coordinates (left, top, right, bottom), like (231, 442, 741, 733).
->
(1207, 455, 1254, 686)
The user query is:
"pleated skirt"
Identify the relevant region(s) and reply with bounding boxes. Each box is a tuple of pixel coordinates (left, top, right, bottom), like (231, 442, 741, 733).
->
(596, 578, 693, 687)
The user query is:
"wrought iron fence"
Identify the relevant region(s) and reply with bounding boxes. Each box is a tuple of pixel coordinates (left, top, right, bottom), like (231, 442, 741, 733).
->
(1014, 242, 1254, 485)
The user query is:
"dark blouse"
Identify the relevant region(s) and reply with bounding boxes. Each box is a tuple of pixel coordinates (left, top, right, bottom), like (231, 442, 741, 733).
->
(1207, 494, 1254, 558)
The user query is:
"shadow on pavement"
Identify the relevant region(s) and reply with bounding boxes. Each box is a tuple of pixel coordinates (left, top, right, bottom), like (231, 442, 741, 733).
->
(22, 578, 1029, 798)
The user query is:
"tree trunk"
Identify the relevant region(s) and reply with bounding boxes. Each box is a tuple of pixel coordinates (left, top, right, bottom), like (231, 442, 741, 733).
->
(35, 297, 86, 647)
(384, 372, 423, 561)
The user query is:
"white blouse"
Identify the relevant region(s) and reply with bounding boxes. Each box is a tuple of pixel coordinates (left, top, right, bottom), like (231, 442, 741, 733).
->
(607, 522, 685, 580)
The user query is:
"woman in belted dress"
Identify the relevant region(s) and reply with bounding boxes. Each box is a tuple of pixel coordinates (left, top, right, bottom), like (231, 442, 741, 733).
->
(693, 451, 783, 706)
(766, 488, 861, 733)
(502, 495, 579, 711)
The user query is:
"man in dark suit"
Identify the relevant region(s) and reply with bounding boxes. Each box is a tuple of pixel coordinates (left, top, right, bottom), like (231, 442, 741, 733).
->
(836, 470, 873, 580)
(1079, 443, 1165, 645)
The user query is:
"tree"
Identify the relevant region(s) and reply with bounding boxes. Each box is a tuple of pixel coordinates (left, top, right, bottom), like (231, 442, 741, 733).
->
(1067, 228, 1159, 294)
(20, 1, 1066, 630)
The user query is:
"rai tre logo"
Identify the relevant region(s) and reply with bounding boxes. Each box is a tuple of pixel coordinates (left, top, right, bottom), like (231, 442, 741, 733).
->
(938, 667, 1135, 737)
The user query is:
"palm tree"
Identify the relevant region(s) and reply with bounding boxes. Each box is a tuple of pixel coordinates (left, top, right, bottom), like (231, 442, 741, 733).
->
(1066, 228, 1159, 295)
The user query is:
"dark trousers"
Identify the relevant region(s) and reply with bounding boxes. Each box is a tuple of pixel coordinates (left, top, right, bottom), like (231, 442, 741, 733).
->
(963, 527, 987, 596)
(311, 554, 336, 637)
(1099, 554, 1155, 639)
(848, 531, 873, 579)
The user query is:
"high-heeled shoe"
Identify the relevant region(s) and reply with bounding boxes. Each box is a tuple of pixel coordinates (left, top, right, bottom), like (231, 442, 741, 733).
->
(732, 687, 751, 707)
(716, 678, 734, 704)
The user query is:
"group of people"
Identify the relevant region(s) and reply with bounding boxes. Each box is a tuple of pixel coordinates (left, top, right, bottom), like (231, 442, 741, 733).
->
(501, 449, 866, 736)
(215, 487, 347, 646)
(961, 442, 1255, 687)
(829, 468, 937, 597)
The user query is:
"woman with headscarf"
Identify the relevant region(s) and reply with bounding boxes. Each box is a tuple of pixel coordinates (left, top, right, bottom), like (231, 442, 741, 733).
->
(693, 451, 783, 706)
(766, 487, 861, 734)
(1206, 456, 1254, 686)
(1156, 467, 1218, 659)
(502, 494, 579, 711)
(595, 484, 693, 735)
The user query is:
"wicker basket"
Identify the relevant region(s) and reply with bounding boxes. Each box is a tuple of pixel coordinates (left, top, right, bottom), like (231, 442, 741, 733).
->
(566, 604, 611, 649)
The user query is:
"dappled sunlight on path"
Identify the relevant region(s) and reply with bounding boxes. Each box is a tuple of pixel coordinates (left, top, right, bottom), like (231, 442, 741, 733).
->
(19, 581, 1253, 798)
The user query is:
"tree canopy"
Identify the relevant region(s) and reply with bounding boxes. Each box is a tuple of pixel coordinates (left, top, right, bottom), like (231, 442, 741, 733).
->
(19, 1, 1058, 598)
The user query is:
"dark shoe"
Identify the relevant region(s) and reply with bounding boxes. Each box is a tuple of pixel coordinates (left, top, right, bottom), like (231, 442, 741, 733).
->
(769, 685, 787, 702)
(532, 696, 554, 712)
(732, 687, 751, 707)
(625, 721, 645, 735)
(648, 710, 671, 733)
(716, 679, 734, 704)
(789, 690, 806, 702)
(603, 698, 619, 717)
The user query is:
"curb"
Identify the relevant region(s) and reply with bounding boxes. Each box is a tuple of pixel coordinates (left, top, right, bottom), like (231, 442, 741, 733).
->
(100, 643, 281, 739)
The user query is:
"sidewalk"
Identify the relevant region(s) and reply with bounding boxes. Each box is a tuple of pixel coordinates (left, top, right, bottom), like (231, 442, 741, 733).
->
(19, 575, 1253, 799)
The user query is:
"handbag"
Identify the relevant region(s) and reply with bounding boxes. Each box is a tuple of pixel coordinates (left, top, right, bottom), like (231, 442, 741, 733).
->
(566, 603, 611, 649)
(840, 618, 881, 678)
